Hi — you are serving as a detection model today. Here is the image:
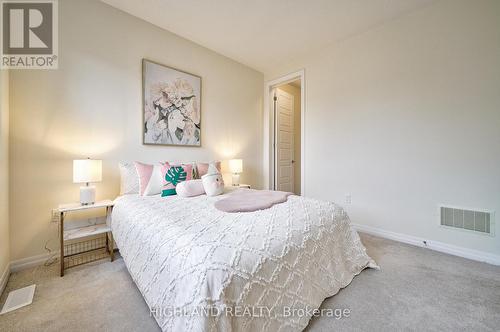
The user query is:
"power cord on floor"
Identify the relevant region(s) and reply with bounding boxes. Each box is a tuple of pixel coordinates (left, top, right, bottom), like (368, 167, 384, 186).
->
(43, 239, 57, 267)
(28, 224, 59, 283)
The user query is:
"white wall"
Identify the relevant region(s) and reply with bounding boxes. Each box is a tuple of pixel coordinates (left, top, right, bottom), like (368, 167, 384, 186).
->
(9, 0, 263, 261)
(266, 0, 500, 256)
(0, 69, 9, 287)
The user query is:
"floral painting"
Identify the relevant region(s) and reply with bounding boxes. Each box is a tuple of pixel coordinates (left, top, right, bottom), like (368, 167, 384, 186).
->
(143, 60, 201, 146)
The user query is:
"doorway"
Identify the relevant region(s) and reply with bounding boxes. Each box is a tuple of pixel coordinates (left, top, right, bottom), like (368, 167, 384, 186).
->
(263, 70, 304, 196)
(273, 81, 301, 194)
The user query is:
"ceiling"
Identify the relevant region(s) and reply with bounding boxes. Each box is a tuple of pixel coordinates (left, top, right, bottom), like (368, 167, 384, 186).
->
(101, 0, 436, 74)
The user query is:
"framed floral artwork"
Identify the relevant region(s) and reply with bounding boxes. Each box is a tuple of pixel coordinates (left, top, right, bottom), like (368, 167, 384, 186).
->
(142, 59, 201, 146)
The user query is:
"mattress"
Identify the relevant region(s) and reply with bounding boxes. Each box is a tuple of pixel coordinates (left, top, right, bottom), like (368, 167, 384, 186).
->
(111, 193, 377, 332)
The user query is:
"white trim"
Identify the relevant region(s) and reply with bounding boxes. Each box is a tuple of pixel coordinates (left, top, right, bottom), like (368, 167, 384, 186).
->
(10, 251, 58, 273)
(263, 69, 305, 195)
(0, 263, 10, 297)
(353, 223, 500, 266)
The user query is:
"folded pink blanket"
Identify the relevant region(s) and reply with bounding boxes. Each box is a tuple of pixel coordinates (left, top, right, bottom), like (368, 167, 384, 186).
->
(214, 188, 293, 213)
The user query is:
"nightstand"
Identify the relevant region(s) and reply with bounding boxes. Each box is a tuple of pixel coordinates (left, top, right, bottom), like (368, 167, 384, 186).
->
(224, 184, 251, 193)
(57, 200, 115, 276)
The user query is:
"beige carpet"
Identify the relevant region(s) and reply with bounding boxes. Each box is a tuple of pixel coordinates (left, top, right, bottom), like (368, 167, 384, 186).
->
(1, 233, 499, 332)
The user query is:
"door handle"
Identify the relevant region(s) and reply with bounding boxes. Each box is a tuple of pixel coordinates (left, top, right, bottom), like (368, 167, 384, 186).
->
(291, 160, 295, 164)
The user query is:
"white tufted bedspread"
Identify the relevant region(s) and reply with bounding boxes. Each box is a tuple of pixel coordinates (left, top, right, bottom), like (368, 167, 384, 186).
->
(111, 193, 377, 332)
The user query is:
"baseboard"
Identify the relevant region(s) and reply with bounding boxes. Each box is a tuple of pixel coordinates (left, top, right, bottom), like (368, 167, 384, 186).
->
(0, 263, 10, 297)
(10, 251, 59, 273)
(9, 248, 118, 273)
(353, 223, 500, 266)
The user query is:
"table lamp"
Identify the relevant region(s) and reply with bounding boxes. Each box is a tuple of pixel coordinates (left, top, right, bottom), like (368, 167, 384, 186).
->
(73, 159, 102, 205)
(228, 159, 243, 186)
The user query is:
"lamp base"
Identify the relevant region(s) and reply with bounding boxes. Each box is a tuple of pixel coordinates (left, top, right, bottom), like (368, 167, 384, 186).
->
(232, 174, 240, 187)
(80, 185, 96, 205)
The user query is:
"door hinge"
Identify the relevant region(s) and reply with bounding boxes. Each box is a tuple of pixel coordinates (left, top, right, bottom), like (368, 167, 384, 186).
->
(273, 96, 277, 101)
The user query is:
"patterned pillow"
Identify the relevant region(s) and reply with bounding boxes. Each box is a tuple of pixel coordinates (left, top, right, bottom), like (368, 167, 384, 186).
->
(195, 161, 222, 179)
(161, 162, 193, 196)
(119, 162, 139, 195)
(134, 161, 164, 196)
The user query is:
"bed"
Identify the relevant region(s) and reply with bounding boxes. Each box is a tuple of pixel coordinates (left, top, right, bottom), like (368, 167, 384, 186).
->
(111, 192, 377, 331)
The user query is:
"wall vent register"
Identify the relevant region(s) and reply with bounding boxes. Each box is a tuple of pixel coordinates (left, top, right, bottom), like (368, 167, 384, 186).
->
(440, 206, 494, 235)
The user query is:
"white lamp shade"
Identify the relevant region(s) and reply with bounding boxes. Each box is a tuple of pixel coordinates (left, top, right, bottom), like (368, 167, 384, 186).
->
(229, 159, 243, 174)
(73, 159, 102, 183)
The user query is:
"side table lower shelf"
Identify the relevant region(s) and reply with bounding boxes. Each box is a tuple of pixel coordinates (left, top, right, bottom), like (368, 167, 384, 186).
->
(62, 232, 114, 270)
(59, 202, 115, 276)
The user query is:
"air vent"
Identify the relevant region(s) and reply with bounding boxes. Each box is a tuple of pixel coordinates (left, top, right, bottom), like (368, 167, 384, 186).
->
(1, 284, 36, 314)
(440, 206, 494, 235)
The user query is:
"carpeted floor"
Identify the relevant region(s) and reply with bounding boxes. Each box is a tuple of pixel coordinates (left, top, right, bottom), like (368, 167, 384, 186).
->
(1, 233, 499, 332)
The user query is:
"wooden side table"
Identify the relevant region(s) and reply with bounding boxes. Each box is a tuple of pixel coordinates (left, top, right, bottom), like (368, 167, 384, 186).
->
(57, 200, 115, 276)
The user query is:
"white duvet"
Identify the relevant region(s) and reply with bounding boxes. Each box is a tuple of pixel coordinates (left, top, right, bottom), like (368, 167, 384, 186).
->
(111, 193, 377, 332)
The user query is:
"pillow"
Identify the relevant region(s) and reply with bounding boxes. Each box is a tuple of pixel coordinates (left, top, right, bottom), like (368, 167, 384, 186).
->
(176, 179, 205, 197)
(134, 161, 164, 196)
(170, 161, 197, 179)
(161, 162, 193, 196)
(119, 162, 140, 195)
(196, 161, 222, 179)
(201, 164, 224, 197)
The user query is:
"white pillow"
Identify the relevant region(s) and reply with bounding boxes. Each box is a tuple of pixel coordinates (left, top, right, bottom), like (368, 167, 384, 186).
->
(176, 179, 205, 197)
(202, 173, 224, 197)
(201, 165, 224, 197)
(118, 162, 139, 195)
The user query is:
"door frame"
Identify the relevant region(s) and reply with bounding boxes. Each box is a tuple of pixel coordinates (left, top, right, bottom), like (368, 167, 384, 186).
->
(263, 69, 305, 195)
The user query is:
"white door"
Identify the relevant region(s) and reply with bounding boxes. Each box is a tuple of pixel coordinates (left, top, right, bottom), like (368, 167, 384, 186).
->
(274, 88, 294, 192)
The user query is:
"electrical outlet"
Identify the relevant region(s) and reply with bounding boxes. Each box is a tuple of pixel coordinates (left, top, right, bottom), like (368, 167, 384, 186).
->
(345, 194, 352, 205)
(51, 209, 60, 223)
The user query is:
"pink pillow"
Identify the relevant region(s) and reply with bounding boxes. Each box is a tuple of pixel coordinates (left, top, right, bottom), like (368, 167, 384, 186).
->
(161, 162, 193, 196)
(176, 179, 205, 197)
(134, 162, 164, 196)
(196, 161, 221, 178)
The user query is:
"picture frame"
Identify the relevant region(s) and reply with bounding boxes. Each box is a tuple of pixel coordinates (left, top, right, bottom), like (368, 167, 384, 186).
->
(142, 59, 202, 146)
